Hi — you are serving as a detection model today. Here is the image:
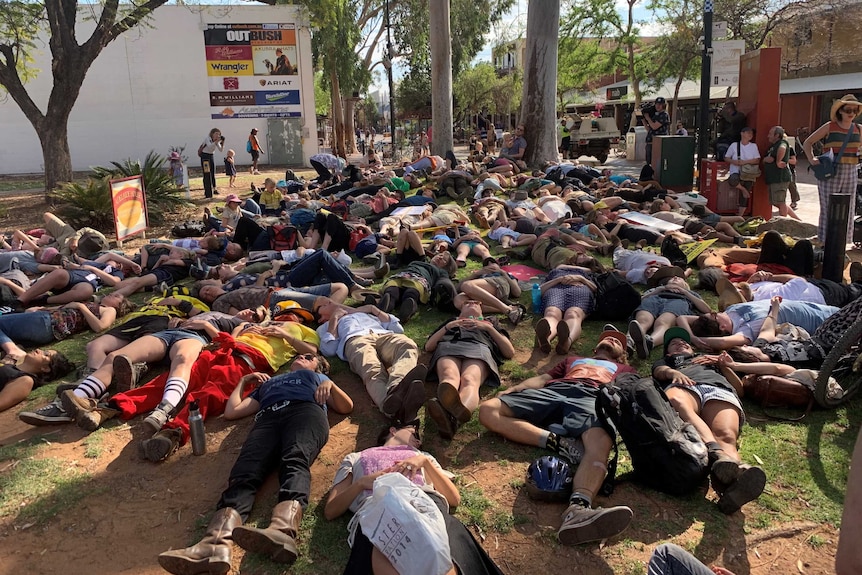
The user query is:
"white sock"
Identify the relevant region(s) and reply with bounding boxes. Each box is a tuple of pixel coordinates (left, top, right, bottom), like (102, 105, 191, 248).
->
(161, 377, 188, 408)
(76, 376, 107, 399)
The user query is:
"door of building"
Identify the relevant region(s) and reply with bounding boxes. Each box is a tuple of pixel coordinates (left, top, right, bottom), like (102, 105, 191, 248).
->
(267, 118, 304, 166)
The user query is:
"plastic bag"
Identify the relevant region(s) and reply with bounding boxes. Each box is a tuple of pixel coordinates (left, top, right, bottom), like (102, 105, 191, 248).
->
(352, 472, 451, 575)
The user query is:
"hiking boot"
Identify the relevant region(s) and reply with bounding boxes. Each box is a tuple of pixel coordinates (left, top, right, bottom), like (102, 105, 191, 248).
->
(232, 500, 302, 564)
(112, 354, 148, 393)
(709, 452, 743, 486)
(558, 504, 633, 545)
(18, 399, 72, 426)
(142, 428, 183, 462)
(380, 364, 427, 420)
(159, 507, 241, 575)
(144, 400, 176, 433)
(628, 320, 652, 360)
(438, 383, 471, 424)
(717, 464, 766, 514)
(426, 398, 459, 440)
(60, 390, 119, 432)
(398, 297, 418, 323)
(556, 436, 585, 465)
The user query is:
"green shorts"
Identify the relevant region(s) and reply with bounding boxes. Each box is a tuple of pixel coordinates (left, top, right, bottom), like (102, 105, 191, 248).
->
(768, 182, 789, 205)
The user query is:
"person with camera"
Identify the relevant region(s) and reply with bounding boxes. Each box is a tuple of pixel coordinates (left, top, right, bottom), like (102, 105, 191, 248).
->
(198, 128, 225, 198)
(640, 97, 669, 165)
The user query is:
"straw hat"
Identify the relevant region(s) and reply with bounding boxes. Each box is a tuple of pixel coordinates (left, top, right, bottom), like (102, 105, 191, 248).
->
(716, 277, 746, 311)
(647, 265, 685, 288)
(830, 94, 860, 122)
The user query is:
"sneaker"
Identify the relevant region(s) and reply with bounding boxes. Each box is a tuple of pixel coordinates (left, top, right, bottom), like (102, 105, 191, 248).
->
(628, 320, 651, 360)
(113, 354, 148, 393)
(717, 464, 766, 514)
(556, 436, 585, 465)
(144, 401, 175, 433)
(141, 428, 183, 462)
(18, 399, 72, 426)
(558, 504, 633, 545)
(709, 452, 742, 486)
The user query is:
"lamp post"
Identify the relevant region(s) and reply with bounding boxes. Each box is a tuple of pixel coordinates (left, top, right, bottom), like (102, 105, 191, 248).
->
(697, 0, 713, 163)
(384, 0, 396, 157)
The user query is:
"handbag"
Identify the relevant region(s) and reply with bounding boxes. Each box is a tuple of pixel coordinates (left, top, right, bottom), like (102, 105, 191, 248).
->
(737, 142, 761, 181)
(810, 123, 856, 181)
(352, 473, 452, 575)
(742, 374, 814, 421)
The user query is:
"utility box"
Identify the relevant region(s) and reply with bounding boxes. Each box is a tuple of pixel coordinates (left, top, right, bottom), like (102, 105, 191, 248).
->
(653, 135, 695, 191)
(626, 126, 647, 163)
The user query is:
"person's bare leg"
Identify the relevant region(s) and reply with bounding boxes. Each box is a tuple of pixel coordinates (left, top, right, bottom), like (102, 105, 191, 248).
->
(543, 307, 562, 342)
(571, 426, 614, 502)
(45, 283, 95, 305)
(459, 280, 511, 314)
(665, 388, 738, 457)
(700, 401, 742, 460)
(455, 243, 470, 265)
(650, 312, 677, 350)
(86, 334, 129, 370)
(562, 307, 586, 345)
(479, 398, 551, 446)
(164, 339, 205, 385)
(18, 269, 70, 304)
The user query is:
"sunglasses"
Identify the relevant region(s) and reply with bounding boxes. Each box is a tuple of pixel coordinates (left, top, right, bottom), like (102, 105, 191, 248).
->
(841, 107, 859, 114)
(296, 353, 317, 361)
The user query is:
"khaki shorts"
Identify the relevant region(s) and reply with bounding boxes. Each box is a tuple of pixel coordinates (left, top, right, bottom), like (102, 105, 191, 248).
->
(769, 182, 789, 205)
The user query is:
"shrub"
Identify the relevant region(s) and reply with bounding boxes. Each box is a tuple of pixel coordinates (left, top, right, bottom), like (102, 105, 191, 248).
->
(50, 178, 114, 230)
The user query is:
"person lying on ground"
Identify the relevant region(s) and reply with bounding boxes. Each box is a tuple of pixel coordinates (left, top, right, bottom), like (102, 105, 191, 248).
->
(535, 263, 600, 355)
(194, 282, 345, 316)
(15, 262, 125, 307)
(453, 262, 525, 324)
(0, 347, 73, 415)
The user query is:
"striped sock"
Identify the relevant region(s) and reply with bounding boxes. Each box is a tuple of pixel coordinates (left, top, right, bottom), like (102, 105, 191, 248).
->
(75, 376, 108, 399)
(161, 377, 188, 409)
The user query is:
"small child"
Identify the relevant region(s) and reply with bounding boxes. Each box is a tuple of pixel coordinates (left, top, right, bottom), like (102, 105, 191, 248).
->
(168, 151, 184, 188)
(224, 149, 237, 188)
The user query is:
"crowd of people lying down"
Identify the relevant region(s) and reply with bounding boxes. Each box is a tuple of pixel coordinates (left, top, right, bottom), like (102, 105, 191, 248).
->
(1, 149, 860, 575)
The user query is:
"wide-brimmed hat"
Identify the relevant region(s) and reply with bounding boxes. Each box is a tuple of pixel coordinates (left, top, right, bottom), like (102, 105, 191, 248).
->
(272, 300, 314, 323)
(513, 190, 529, 201)
(598, 330, 628, 350)
(830, 94, 860, 122)
(224, 194, 241, 204)
(716, 277, 746, 311)
(663, 326, 691, 348)
(647, 265, 685, 288)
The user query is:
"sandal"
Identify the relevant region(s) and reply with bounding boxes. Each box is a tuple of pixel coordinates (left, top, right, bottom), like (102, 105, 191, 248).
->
(456, 259, 467, 268)
(535, 318, 552, 353)
(507, 304, 526, 325)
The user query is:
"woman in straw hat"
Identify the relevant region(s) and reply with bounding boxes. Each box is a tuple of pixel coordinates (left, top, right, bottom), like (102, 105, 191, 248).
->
(802, 94, 861, 243)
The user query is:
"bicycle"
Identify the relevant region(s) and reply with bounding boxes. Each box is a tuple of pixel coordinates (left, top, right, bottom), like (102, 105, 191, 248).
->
(814, 313, 862, 408)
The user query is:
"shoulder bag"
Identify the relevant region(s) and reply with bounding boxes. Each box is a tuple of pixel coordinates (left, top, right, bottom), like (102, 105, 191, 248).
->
(810, 123, 856, 181)
(738, 142, 762, 182)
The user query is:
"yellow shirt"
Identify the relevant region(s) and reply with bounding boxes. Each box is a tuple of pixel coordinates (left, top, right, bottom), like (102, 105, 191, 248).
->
(237, 322, 320, 371)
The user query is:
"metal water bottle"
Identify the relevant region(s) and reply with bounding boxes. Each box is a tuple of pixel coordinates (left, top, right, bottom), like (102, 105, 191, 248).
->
(188, 400, 206, 456)
(531, 283, 542, 314)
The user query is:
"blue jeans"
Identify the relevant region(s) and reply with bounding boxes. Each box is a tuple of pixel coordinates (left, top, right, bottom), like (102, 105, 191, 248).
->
(286, 250, 356, 288)
(0, 311, 54, 346)
(217, 401, 328, 518)
(648, 544, 715, 575)
(240, 199, 261, 216)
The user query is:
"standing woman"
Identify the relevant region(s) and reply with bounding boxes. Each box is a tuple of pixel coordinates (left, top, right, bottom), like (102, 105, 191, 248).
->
(803, 94, 861, 244)
(248, 128, 265, 175)
(199, 128, 225, 198)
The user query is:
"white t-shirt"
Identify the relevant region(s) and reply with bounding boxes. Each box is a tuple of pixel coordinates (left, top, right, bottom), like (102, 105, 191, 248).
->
(749, 278, 826, 305)
(725, 141, 760, 175)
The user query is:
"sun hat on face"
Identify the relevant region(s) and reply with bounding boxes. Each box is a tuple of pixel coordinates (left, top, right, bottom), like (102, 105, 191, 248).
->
(830, 94, 860, 122)
(224, 194, 241, 204)
(272, 300, 314, 323)
(39, 247, 60, 263)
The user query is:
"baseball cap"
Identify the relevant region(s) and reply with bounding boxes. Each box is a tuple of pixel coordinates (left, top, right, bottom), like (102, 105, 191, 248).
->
(598, 330, 627, 350)
(655, 97, 666, 104)
(663, 326, 691, 348)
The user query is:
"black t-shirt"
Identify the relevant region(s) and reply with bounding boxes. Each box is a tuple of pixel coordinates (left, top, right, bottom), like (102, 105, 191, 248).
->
(0, 364, 31, 392)
(652, 354, 735, 393)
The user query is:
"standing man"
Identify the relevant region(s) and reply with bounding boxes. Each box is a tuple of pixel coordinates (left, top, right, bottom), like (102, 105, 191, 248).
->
(641, 97, 670, 166)
(559, 118, 572, 160)
(763, 126, 799, 219)
(715, 101, 747, 161)
(248, 129, 264, 175)
(724, 126, 760, 216)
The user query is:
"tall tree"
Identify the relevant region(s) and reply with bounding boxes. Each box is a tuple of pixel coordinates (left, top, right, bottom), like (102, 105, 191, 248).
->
(0, 0, 170, 191)
(429, 0, 453, 156)
(453, 63, 496, 126)
(519, 0, 559, 167)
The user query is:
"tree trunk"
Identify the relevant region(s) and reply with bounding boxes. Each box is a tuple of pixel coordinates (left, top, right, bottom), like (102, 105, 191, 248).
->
(330, 70, 347, 159)
(343, 96, 357, 154)
(520, 0, 560, 168)
(429, 0, 454, 157)
(39, 121, 74, 201)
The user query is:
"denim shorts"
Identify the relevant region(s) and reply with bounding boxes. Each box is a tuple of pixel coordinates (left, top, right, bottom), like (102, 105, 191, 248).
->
(150, 328, 208, 349)
(636, 294, 696, 318)
(271, 285, 331, 311)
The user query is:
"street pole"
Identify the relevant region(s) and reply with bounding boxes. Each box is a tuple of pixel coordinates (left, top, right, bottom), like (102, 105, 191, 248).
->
(384, 0, 396, 158)
(698, 0, 713, 163)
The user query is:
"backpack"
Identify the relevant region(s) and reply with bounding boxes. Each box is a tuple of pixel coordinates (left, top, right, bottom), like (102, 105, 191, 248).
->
(171, 220, 207, 238)
(661, 235, 687, 268)
(597, 373, 709, 496)
(268, 224, 299, 251)
(77, 230, 109, 257)
(246, 140, 253, 153)
(592, 271, 641, 321)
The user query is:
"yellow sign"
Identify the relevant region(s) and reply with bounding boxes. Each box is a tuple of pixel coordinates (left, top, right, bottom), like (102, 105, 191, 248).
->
(207, 60, 254, 76)
(111, 176, 148, 241)
(679, 239, 717, 263)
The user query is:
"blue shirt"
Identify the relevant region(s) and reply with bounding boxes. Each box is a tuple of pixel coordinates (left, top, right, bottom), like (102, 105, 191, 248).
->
(318, 312, 404, 360)
(250, 369, 329, 410)
(726, 300, 838, 343)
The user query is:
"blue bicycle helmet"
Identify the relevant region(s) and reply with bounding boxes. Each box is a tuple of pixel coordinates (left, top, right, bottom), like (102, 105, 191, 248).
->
(525, 455, 573, 501)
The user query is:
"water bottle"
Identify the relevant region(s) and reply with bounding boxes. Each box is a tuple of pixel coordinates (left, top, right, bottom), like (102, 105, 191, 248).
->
(188, 400, 206, 456)
(531, 283, 542, 314)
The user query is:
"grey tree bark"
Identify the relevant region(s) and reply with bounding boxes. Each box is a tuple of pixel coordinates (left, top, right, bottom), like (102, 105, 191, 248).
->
(429, 0, 454, 158)
(520, 0, 560, 168)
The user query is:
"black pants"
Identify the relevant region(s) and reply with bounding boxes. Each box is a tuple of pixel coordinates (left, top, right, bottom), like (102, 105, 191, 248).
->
(217, 402, 329, 519)
(808, 278, 862, 308)
(758, 230, 814, 277)
(200, 153, 217, 192)
(313, 212, 350, 253)
(310, 160, 333, 183)
(318, 181, 353, 197)
(381, 286, 420, 312)
(233, 216, 268, 252)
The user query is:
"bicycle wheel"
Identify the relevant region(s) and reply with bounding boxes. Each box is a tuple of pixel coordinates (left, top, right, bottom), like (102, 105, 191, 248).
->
(814, 315, 862, 408)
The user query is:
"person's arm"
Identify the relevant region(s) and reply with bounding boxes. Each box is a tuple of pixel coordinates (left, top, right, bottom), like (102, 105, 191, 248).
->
(803, 122, 832, 163)
(319, 379, 354, 414)
(263, 324, 318, 355)
(0, 277, 26, 296)
(12, 230, 40, 252)
(0, 375, 36, 413)
(324, 472, 366, 520)
(224, 372, 265, 419)
(80, 265, 122, 287)
(481, 322, 515, 358)
(653, 363, 697, 386)
(69, 302, 117, 332)
(180, 317, 220, 340)
(424, 323, 451, 352)
(498, 373, 552, 396)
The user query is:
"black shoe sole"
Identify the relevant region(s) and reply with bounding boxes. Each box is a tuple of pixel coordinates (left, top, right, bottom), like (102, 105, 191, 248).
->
(628, 320, 649, 360)
(438, 383, 471, 424)
(426, 398, 458, 440)
(558, 507, 633, 545)
(718, 466, 766, 514)
(380, 364, 427, 418)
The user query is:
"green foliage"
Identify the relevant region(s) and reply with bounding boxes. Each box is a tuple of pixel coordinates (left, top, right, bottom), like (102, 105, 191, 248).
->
(396, 61, 432, 117)
(0, 1, 45, 84)
(50, 151, 190, 230)
(454, 63, 497, 122)
(314, 70, 332, 117)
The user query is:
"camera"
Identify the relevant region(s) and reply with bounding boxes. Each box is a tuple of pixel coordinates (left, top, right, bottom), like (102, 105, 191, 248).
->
(220, 136, 225, 142)
(640, 102, 657, 117)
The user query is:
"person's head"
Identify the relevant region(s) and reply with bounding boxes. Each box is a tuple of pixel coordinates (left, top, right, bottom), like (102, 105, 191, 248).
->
(664, 327, 693, 356)
(676, 121, 684, 129)
(250, 128, 258, 136)
(430, 251, 457, 277)
(475, 141, 483, 152)
(315, 298, 339, 322)
(224, 242, 243, 262)
(767, 126, 785, 144)
(830, 94, 860, 122)
(727, 345, 767, 363)
(378, 421, 422, 448)
(276, 48, 283, 56)
(235, 305, 269, 323)
(740, 126, 753, 143)
(593, 330, 628, 364)
(585, 209, 607, 226)
(695, 266, 726, 292)
(654, 97, 666, 110)
(264, 177, 277, 191)
(38, 247, 62, 265)
(21, 348, 75, 385)
(100, 292, 135, 316)
(649, 199, 669, 213)
(692, 312, 732, 336)
(516, 124, 525, 136)
(459, 299, 484, 319)
(226, 149, 235, 158)
(723, 101, 737, 113)
(200, 235, 222, 251)
(209, 128, 221, 140)
(291, 352, 329, 374)
(193, 280, 225, 304)
(36, 234, 55, 247)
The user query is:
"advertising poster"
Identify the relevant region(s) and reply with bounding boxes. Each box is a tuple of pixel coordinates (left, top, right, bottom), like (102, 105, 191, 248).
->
(110, 175, 148, 241)
(204, 23, 302, 119)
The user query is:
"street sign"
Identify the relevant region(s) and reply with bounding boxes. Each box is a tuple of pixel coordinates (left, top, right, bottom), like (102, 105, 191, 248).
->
(712, 21, 727, 38)
(711, 40, 745, 86)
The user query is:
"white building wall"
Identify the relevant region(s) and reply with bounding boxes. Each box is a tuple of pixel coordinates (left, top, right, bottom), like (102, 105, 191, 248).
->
(0, 4, 317, 175)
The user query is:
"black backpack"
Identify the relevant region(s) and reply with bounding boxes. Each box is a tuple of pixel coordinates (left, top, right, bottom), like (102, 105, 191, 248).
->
(592, 271, 641, 321)
(171, 220, 207, 238)
(661, 236, 687, 268)
(598, 373, 709, 496)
